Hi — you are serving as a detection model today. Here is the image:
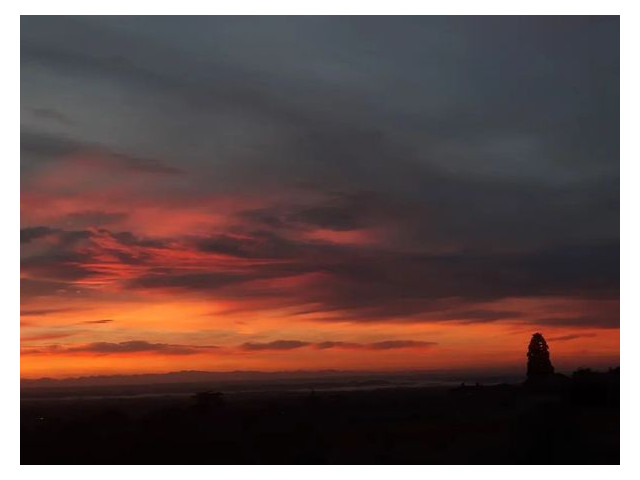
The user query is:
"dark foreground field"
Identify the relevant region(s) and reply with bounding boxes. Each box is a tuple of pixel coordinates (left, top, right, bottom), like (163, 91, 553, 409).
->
(21, 374, 619, 465)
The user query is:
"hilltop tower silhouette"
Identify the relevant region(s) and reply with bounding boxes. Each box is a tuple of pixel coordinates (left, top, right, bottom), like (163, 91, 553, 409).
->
(526, 332, 554, 377)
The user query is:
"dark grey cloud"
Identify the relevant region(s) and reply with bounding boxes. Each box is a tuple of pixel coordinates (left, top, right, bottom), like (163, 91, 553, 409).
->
(21, 277, 87, 300)
(21, 225, 91, 247)
(71, 341, 209, 355)
(21, 252, 97, 281)
(28, 107, 74, 125)
(315, 340, 437, 350)
(20, 17, 619, 330)
(20, 227, 169, 300)
(20, 130, 78, 158)
(108, 230, 167, 248)
(21, 226, 58, 244)
(21, 307, 76, 316)
(293, 207, 360, 231)
(536, 315, 619, 329)
(241, 339, 437, 351)
(20, 17, 618, 193)
(21, 332, 79, 342)
(20, 223, 618, 325)
(130, 272, 249, 290)
(63, 211, 128, 227)
(22, 341, 218, 355)
(285, 241, 619, 321)
(315, 341, 360, 349)
(21, 227, 162, 270)
(21, 130, 184, 175)
(254, 191, 400, 233)
(547, 333, 598, 342)
(367, 340, 437, 350)
(195, 231, 300, 260)
(81, 319, 114, 325)
(22, 339, 434, 355)
(242, 340, 311, 351)
(432, 310, 524, 324)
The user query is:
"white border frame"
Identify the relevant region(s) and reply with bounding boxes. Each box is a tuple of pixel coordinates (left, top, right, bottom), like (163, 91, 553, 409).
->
(4, 2, 633, 477)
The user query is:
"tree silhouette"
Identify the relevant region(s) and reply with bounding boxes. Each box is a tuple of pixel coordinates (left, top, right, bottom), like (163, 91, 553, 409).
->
(527, 333, 554, 377)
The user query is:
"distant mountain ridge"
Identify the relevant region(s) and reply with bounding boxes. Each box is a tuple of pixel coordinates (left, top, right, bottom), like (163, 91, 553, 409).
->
(21, 369, 345, 387)
(21, 368, 524, 389)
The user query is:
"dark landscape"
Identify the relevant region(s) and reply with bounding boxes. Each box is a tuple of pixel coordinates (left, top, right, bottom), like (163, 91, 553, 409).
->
(21, 365, 619, 465)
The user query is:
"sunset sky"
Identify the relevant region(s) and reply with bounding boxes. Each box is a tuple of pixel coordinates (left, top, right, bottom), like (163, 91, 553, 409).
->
(20, 16, 619, 379)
